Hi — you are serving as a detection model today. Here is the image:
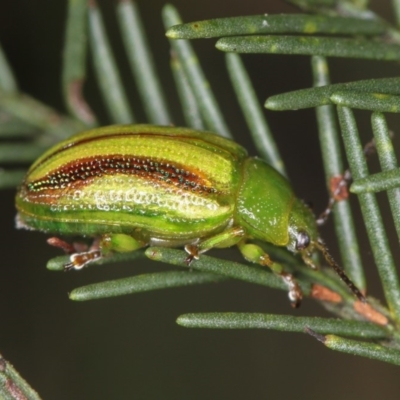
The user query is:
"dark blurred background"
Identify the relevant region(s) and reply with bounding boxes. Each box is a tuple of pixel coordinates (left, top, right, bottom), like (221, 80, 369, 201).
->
(1, 1, 400, 399)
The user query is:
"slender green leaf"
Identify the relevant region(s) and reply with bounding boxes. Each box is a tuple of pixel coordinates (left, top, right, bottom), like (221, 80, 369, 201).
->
(280, 0, 377, 19)
(0, 112, 36, 138)
(216, 36, 400, 61)
(312, 56, 365, 290)
(63, 0, 96, 126)
(46, 250, 145, 272)
(331, 91, 400, 113)
(170, 54, 205, 130)
(88, 2, 135, 124)
(177, 313, 388, 338)
(287, 0, 338, 14)
(371, 112, 400, 243)
(393, 0, 400, 28)
(337, 106, 400, 320)
(146, 247, 311, 294)
(0, 143, 46, 163)
(351, 168, 400, 193)
(0, 91, 83, 141)
(324, 335, 400, 366)
(162, 4, 232, 139)
(0, 353, 41, 400)
(0, 44, 18, 93)
(116, 0, 171, 125)
(70, 271, 226, 301)
(166, 14, 386, 39)
(265, 78, 400, 111)
(148, 239, 362, 305)
(225, 53, 286, 176)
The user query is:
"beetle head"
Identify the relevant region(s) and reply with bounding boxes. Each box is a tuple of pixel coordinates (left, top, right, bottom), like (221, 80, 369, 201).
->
(286, 198, 319, 259)
(287, 199, 365, 302)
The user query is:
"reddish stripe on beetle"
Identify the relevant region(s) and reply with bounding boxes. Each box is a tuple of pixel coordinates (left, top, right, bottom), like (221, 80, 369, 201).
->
(30, 132, 232, 175)
(24, 154, 218, 201)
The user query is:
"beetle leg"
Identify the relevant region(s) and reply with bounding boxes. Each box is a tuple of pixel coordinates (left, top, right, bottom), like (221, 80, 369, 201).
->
(100, 233, 145, 254)
(64, 249, 102, 271)
(47, 237, 81, 254)
(64, 233, 146, 271)
(47, 237, 102, 270)
(184, 227, 245, 265)
(238, 242, 303, 307)
(184, 245, 199, 265)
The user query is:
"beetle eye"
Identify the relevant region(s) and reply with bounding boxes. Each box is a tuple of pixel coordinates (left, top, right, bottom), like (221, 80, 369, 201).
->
(296, 231, 310, 250)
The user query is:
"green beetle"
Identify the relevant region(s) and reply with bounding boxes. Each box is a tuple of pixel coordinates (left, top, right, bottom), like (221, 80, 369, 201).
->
(15, 124, 363, 306)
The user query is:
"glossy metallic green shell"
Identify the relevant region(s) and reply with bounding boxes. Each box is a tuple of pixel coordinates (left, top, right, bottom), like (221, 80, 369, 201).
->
(16, 125, 247, 240)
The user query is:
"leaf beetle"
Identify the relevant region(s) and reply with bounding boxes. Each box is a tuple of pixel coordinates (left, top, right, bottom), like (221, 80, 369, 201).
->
(15, 124, 364, 306)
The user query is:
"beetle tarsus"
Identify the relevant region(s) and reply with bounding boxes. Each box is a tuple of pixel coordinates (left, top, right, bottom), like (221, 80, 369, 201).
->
(184, 254, 194, 266)
(63, 249, 102, 271)
(281, 272, 303, 308)
(184, 244, 200, 266)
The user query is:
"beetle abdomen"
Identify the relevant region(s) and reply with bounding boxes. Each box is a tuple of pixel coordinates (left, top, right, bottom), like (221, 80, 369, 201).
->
(16, 125, 247, 239)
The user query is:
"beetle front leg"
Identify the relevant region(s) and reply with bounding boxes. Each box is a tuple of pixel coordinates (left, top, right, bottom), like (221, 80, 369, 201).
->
(64, 233, 146, 270)
(238, 242, 303, 307)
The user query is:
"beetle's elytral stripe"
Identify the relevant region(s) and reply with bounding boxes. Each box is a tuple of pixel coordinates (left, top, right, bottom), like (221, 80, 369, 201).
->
(26, 154, 218, 195)
(30, 132, 242, 175)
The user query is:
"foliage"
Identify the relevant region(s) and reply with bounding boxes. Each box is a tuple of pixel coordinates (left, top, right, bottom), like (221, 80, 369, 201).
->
(2, 0, 400, 396)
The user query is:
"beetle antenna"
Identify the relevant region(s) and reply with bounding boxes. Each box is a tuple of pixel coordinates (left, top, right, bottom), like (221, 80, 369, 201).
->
(314, 240, 366, 303)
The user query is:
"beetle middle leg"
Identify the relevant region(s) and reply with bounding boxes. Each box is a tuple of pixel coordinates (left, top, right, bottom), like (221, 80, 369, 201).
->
(184, 227, 245, 264)
(238, 242, 303, 307)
